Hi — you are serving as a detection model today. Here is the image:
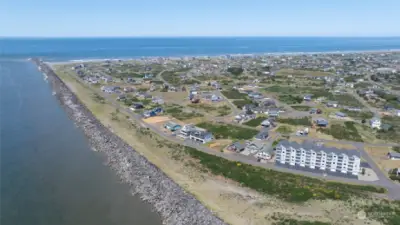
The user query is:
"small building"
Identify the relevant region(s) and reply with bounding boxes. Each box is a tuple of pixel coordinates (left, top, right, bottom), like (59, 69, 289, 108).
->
(255, 149, 273, 160)
(303, 94, 312, 101)
(245, 140, 268, 154)
(387, 152, 400, 160)
(189, 130, 213, 144)
(370, 117, 381, 129)
(326, 101, 338, 108)
(130, 103, 144, 111)
(227, 141, 246, 152)
(267, 110, 279, 117)
(152, 96, 164, 105)
(101, 75, 113, 83)
(137, 92, 152, 100)
(261, 119, 271, 127)
(315, 118, 329, 127)
(255, 131, 269, 140)
(123, 87, 135, 93)
(101, 86, 119, 93)
(117, 94, 126, 101)
(164, 121, 182, 132)
(335, 112, 347, 118)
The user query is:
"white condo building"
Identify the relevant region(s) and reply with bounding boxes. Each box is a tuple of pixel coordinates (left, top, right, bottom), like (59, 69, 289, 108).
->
(275, 140, 361, 176)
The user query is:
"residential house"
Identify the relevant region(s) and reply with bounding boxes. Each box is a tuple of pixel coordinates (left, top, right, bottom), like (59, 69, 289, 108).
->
(245, 140, 268, 154)
(144, 73, 154, 79)
(315, 118, 329, 127)
(275, 140, 361, 176)
(255, 149, 273, 160)
(152, 96, 164, 105)
(129, 103, 144, 111)
(387, 152, 400, 160)
(164, 121, 182, 132)
(242, 104, 257, 112)
(303, 94, 312, 101)
(370, 117, 381, 129)
(178, 124, 196, 139)
(116, 94, 126, 101)
(101, 86, 119, 93)
(101, 75, 113, 83)
(87, 76, 99, 84)
(189, 130, 213, 144)
(326, 101, 339, 108)
(137, 92, 152, 100)
(227, 141, 246, 152)
(143, 107, 163, 118)
(335, 112, 347, 118)
(261, 119, 271, 127)
(248, 92, 263, 99)
(123, 87, 135, 93)
(255, 131, 269, 140)
(267, 109, 279, 117)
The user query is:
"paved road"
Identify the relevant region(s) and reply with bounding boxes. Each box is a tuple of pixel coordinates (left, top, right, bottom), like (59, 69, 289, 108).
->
(60, 67, 400, 200)
(348, 89, 380, 116)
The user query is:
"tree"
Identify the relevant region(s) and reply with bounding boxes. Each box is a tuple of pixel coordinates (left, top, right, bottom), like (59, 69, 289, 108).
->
(361, 168, 366, 175)
(361, 119, 366, 124)
(227, 67, 244, 76)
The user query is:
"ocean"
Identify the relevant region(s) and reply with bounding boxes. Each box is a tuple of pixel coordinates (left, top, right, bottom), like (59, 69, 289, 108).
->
(1, 37, 400, 61)
(1, 37, 400, 225)
(0, 61, 162, 224)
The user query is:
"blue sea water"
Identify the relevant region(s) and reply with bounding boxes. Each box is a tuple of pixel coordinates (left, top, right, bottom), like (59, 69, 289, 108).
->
(1, 37, 400, 61)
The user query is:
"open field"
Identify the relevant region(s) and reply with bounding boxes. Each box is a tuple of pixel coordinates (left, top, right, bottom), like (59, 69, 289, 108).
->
(364, 146, 400, 175)
(54, 66, 400, 225)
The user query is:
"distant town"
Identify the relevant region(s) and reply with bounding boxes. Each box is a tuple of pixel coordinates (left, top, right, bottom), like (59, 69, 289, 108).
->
(51, 51, 400, 199)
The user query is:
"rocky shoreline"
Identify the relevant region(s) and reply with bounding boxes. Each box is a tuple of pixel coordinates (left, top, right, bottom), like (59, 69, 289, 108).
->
(33, 59, 226, 225)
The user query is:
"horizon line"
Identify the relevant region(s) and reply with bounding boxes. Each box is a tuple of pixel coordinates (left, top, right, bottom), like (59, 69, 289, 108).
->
(1, 35, 400, 39)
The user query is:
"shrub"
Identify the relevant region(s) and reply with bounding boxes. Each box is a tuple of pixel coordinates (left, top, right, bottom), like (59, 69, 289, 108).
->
(221, 89, 248, 99)
(278, 117, 312, 126)
(196, 122, 258, 139)
(232, 99, 253, 109)
(291, 105, 312, 111)
(318, 122, 363, 142)
(243, 117, 267, 127)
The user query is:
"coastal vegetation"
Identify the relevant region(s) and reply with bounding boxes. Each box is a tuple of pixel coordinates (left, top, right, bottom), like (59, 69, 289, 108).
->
(184, 146, 385, 203)
(196, 122, 258, 139)
(291, 105, 312, 111)
(318, 122, 363, 142)
(227, 67, 244, 76)
(232, 99, 253, 109)
(164, 104, 203, 120)
(278, 117, 312, 126)
(278, 95, 303, 104)
(243, 116, 267, 127)
(276, 125, 293, 134)
(340, 109, 374, 120)
(221, 89, 248, 99)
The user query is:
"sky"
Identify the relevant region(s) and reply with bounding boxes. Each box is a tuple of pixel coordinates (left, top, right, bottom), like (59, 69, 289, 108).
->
(1, 0, 400, 37)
